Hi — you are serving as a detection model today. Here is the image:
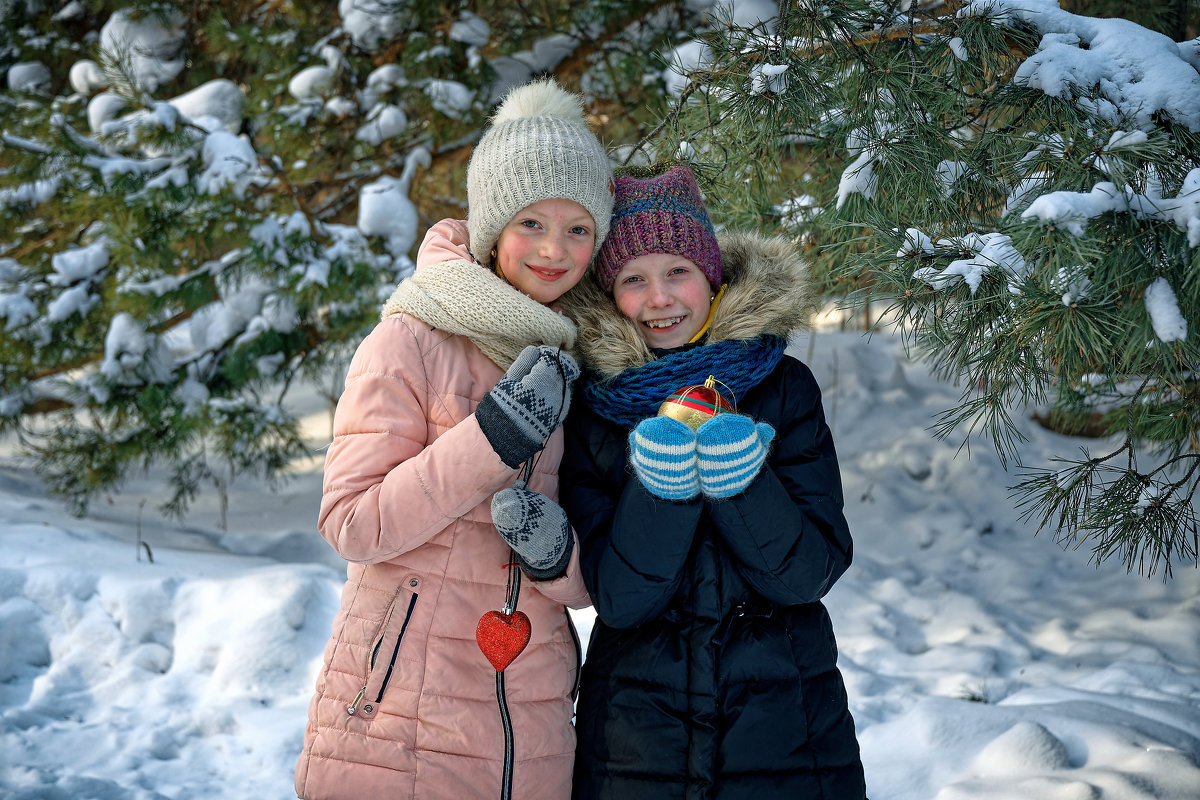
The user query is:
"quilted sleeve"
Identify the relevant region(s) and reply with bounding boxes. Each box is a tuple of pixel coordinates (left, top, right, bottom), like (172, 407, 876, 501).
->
(318, 316, 516, 563)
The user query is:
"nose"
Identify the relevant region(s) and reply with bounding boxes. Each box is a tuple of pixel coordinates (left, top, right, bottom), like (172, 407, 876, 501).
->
(539, 232, 567, 262)
(646, 278, 671, 307)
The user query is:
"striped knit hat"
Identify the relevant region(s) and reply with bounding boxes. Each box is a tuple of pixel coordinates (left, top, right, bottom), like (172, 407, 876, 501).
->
(468, 79, 614, 268)
(596, 166, 722, 292)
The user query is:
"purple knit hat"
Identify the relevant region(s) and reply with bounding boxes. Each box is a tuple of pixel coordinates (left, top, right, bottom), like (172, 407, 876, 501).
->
(596, 166, 722, 292)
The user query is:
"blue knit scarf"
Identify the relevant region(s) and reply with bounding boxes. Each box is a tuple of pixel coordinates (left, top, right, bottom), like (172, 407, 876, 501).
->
(581, 335, 787, 429)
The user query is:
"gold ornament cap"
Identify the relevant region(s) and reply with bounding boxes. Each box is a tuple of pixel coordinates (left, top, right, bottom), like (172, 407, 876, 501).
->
(657, 375, 735, 430)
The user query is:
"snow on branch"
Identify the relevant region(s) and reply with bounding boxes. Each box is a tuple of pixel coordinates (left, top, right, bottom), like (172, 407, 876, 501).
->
(1022, 170, 1200, 245)
(1144, 278, 1187, 343)
(960, 0, 1200, 131)
(911, 231, 1029, 294)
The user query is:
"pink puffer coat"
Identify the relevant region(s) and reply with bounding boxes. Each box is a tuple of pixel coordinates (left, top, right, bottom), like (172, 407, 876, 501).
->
(294, 311, 591, 800)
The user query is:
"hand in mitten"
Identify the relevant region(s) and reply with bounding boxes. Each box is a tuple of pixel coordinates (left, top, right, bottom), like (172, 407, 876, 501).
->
(628, 416, 699, 501)
(491, 481, 574, 580)
(695, 414, 775, 499)
(477, 345, 580, 468)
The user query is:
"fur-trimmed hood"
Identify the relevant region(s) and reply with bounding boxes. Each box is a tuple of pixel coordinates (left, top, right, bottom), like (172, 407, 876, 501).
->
(559, 230, 815, 379)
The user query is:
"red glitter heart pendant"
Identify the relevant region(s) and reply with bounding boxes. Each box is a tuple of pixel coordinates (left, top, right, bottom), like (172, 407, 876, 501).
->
(476, 610, 531, 672)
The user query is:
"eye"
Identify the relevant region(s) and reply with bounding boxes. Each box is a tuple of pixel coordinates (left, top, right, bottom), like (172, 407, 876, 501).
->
(519, 219, 541, 230)
(569, 225, 591, 236)
(668, 266, 691, 276)
(620, 275, 644, 285)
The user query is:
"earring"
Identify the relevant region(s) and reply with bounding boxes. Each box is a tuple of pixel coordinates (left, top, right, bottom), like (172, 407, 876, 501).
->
(490, 246, 509, 283)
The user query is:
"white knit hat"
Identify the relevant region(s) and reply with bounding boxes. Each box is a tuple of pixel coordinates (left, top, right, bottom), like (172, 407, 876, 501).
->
(467, 79, 614, 267)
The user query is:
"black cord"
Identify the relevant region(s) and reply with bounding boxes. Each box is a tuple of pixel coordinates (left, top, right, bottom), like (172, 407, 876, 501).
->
(503, 551, 522, 614)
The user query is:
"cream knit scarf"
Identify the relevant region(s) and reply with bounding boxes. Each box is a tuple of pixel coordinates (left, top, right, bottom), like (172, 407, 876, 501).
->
(380, 259, 577, 370)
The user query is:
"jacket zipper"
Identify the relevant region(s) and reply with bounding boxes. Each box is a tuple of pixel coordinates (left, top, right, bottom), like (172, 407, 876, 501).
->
(347, 591, 419, 716)
(374, 592, 418, 703)
(497, 671, 514, 800)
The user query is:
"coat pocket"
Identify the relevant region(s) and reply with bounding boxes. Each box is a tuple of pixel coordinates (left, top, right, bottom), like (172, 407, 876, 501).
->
(347, 577, 420, 719)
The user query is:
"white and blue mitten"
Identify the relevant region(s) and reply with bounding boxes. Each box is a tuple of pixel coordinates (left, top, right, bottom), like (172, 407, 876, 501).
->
(628, 416, 699, 501)
(477, 345, 579, 468)
(491, 481, 573, 580)
(695, 414, 775, 499)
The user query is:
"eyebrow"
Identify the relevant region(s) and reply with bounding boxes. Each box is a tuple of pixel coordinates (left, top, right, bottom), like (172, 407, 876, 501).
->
(520, 211, 593, 227)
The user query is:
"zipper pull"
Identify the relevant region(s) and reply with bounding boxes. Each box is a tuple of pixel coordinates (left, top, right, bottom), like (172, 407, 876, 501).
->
(346, 686, 367, 716)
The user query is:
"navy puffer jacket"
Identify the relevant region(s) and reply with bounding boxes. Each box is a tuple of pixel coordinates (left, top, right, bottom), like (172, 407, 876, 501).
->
(557, 232, 866, 800)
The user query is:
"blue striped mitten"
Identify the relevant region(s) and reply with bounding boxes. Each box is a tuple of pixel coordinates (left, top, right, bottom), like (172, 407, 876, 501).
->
(628, 416, 699, 501)
(695, 414, 775, 499)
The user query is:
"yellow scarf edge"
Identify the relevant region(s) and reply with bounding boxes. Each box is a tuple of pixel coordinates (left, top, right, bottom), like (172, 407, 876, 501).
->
(688, 284, 727, 344)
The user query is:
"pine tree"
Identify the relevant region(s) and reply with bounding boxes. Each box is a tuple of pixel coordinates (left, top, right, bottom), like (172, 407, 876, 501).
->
(654, 0, 1200, 575)
(0, 0, 708, 518)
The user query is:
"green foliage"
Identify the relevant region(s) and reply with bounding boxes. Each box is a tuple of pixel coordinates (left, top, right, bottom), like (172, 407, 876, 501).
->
(657, 0, 1200, 575)
(1, 0, 703, 518)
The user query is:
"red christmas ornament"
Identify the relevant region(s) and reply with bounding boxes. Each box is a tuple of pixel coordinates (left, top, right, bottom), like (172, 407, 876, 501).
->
(476, 610, 532, 672)
(658, 375, 735, 430)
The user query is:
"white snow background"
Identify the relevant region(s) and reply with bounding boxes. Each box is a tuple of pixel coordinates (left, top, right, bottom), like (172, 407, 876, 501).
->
(2, 324, 1198, 800)
(4, 0, 1200, 797)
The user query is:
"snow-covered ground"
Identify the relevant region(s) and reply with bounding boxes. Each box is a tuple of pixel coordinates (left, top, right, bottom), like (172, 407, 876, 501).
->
(2, 326, 1198, 800)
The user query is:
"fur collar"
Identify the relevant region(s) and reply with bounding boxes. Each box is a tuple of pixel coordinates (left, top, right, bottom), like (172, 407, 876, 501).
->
(559, 231, 814, 379)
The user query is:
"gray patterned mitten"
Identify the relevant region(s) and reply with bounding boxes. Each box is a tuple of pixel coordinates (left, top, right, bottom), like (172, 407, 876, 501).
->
(476, 345, 579, 468)
(491, 481, 574, 580)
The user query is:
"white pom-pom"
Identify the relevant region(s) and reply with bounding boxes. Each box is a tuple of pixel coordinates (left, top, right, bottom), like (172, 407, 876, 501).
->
(492, 78, 583, 124)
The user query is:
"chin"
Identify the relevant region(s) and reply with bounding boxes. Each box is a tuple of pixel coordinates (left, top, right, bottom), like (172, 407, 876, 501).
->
(647, 332, 690, 349)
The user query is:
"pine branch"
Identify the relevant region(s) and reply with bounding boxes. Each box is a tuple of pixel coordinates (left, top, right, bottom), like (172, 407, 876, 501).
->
(551, 0, 683, 83)
(28, 306, 200, 384)
(1012, 357, 1200, 576)
(6, 224, 91, 261)
(812, 18, 944, 62)
(625, 81, 702, 165)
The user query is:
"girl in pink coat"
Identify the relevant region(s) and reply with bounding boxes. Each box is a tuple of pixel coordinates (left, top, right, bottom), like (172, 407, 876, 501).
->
(294, 79, 613, 800)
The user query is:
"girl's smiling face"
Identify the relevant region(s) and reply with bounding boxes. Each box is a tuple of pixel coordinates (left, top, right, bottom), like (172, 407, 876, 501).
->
(612, 252, 714, 349)
(494, 198, 595, 305)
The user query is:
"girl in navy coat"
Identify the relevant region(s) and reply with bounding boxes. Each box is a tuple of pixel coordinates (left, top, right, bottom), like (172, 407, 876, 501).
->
(557, 166, 866, 800)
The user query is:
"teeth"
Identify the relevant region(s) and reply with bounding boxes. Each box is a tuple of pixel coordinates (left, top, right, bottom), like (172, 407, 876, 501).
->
(645, 317, 683, 329)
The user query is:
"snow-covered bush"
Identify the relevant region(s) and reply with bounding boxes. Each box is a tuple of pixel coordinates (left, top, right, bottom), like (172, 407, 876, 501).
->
(0, 0, 706, 517)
